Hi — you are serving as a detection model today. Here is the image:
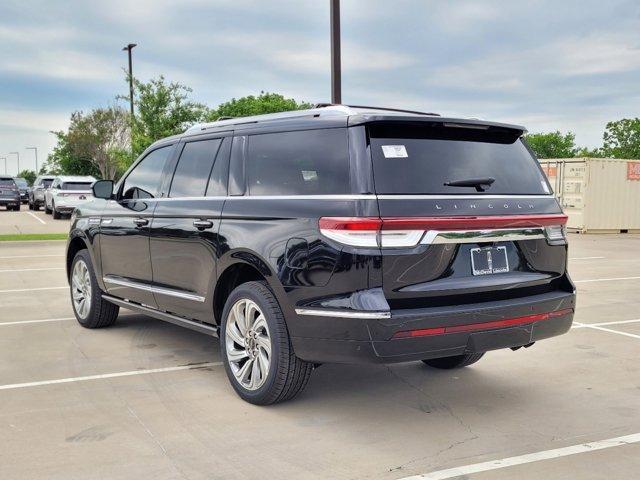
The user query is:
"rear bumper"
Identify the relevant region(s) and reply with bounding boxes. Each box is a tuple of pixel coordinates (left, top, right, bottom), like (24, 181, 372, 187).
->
(290, 290, 575, 364)
(0, 198, 20, 206)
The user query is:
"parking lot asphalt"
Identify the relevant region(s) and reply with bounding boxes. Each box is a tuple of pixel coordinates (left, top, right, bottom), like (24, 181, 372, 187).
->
(0, 234, 639, 480)
(0, 208, 71, 235)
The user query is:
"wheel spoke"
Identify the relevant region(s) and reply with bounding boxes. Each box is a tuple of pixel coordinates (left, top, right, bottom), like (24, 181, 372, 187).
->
(235, 358, 253, 385)
(227, 347, 249, 363)
(256, 333, 271, 357)
(226, 322, 244, 346)
(249, 356, 261, 389)
(257, 350, 269, 377)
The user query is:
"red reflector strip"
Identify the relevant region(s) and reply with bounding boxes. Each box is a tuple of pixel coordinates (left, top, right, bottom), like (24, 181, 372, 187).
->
(392, 308, 573, 339)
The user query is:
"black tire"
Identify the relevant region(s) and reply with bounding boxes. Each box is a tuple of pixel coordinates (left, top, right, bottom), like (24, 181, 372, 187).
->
(422, 353, 485, 369)
(34, 202, 40, 211)
(220, 281, 313, 405)
(70, 249, 119, 328)
(15, 204, 20, 211)
(44, 201, 51, 214)
(52, 202, 61, 219)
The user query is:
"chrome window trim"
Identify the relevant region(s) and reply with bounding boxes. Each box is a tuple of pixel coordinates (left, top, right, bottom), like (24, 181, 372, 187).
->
(103, 276, 205, 302)
(295, 308, 391, 319)
(140, 194, 554, 202)
(421, 227, 547, 245)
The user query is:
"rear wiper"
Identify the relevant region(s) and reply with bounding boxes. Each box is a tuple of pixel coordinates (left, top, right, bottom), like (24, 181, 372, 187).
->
(444, 177, 495, 192)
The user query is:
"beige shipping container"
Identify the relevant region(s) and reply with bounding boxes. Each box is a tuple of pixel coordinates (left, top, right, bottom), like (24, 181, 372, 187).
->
(538, 158, 640, 233)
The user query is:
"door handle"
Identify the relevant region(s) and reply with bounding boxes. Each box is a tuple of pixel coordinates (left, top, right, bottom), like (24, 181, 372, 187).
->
(193, 219, 214, 230)
(133, 218, 149, 227)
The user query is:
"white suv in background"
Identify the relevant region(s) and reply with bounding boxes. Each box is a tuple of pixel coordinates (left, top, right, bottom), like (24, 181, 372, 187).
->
(44, 175, 96, 219)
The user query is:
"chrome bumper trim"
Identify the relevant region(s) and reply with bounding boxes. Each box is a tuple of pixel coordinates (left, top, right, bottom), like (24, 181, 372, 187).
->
(421, 227, 547, 245)
(295, 308, 391, 319)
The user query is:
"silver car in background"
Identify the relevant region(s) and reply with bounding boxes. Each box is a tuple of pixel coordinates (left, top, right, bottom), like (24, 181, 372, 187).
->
(28, 175, 55, 210)
(44, 175, 96, 219)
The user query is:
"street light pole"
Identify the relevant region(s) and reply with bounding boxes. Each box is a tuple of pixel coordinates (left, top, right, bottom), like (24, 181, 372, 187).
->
(26, 147, 38, 173)
(330, 0, 342, 104)
(9, 152, 19, 175)
(122, 43, 137, 118)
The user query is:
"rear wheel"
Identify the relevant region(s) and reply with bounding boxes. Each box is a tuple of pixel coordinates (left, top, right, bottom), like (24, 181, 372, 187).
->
(52, 202, 61, 219)
(70, 250, 119, 328)
(422, 353, 485, 369)
(220, 281, 313, 405)
(15, 203, 20, 211)
(44, 200, 51, 214)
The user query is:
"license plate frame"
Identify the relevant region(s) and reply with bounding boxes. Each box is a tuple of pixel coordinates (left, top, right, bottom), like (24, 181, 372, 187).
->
(470, 246, 509, 276)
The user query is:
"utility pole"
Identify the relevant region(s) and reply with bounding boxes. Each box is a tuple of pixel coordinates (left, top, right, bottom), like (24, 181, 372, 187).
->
(122, 43, 137, 118)
(26, 146, 38, 173)
(9, 152, 19, 175)
(330, 0, 342, 104)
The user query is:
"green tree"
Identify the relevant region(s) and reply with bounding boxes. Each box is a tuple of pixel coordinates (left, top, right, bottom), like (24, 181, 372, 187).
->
(208, 92, 312, 121)
(525, 131, 578, 159)
(600, 118, 640, 159)
(17, 169, 36, 185)
(130, 75, 208, 159)
(42, 128, 99, 177)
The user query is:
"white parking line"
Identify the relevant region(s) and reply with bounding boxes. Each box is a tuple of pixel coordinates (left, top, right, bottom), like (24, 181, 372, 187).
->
(0, 286, 67, 293)
(572, 318, 640, 328)
(0, 317, 74, 326)
(574, 322, 640, 340)
(24, 211, 46, 224)
(0, 254, 63, 259)
(0, 362, 222, 391)
(575, 276, 640, 284)
(398, 432, 640, 480)
(0, 267, 64, 273)
(569, 256, 605, 260)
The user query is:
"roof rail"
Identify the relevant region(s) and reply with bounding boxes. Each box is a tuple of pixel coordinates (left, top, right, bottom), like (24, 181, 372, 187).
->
(314, 103, 440, 117)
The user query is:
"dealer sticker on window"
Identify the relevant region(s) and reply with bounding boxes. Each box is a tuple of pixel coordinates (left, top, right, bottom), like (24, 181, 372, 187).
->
(381, 145, 408, 158)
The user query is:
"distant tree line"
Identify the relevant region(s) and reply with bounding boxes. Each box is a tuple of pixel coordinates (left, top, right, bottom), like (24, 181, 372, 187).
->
(525, 118, 640, 159)
(41, 76, 311, 180)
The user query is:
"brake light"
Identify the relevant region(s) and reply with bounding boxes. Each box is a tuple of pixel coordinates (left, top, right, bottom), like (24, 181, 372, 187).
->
(319, 214, 568, 248)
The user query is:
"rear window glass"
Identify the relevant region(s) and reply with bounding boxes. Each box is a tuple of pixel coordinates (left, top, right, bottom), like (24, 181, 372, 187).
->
(14, 178, 28, 187)
(369, 123, 549, 195)
(42, 179, 53, 187)
(247, 129, 350, 196)
(61, 182, 92, 190)
(0, 179, 15, 187)
(170, 138, 222, 197)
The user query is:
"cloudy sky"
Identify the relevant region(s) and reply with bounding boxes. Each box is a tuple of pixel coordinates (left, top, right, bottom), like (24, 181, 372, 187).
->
(1, 0, 639, 174)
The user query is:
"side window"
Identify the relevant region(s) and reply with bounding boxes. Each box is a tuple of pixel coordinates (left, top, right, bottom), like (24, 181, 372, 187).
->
(246, 129, 350, 196)
(121, 146, 172, 200)
(169, 138, 222, 198)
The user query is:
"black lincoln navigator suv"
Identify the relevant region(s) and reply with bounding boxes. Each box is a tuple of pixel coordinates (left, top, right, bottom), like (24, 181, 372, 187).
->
(66, 105, 575, 405)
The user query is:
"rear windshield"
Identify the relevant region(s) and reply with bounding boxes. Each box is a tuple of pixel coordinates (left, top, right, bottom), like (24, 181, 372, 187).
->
(14, 178, 28, 187)
(0, 179, 16, 187)
(42, 179, 53, 188)
(369, 123, 549, 195)
(61, 182, 92, 190)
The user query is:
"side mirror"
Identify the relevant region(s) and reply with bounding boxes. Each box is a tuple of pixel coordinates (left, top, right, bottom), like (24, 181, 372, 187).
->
(92, 180, 114, 199)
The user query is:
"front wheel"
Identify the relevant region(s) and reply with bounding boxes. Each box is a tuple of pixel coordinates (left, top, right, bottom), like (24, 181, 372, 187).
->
(422, 353, 485, 369)
(44, 201, 51, 214)
(70, 250, 119, 328)
(220, 281, 313, 405)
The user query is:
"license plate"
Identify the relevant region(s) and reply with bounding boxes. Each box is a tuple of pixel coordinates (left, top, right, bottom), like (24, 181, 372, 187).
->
(471, 246, 509, 275)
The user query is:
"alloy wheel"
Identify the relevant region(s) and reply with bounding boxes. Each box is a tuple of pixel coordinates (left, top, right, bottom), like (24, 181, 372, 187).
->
(225, 298, 272, 391)
(71, 259, 92, 319)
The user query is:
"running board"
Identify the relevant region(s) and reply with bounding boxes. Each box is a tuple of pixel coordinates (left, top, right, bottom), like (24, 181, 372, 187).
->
(102, 295, 219, 337)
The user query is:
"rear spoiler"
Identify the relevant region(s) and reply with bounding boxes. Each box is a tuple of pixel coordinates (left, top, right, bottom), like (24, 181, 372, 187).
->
(348, 115, 527, 136)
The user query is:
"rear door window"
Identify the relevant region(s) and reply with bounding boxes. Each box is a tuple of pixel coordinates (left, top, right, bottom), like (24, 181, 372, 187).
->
(169, 138, 222, 197)
(246, 129, 350, 196)
(369, 123, 549, 195)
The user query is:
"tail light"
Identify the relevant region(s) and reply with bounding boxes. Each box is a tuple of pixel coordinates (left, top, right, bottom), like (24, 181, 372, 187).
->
(319, 214, 568, 248)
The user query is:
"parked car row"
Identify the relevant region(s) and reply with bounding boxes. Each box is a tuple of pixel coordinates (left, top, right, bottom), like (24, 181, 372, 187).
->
(1, 174, 97, 218)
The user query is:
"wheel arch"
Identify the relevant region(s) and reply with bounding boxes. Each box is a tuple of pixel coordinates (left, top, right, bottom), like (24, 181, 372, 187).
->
(213, 251, 290, 326)
(66, 232, 102, 288)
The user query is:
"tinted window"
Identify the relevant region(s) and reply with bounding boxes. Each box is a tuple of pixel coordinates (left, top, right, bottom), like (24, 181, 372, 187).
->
(0, 179, 15, 187)
(61, 182, 92, 190)
(122, 146, 172, 199)
(369, 123, 549, 195)
(42, 179, 53, 188)
(247, 129, 350, 196)
(169, 139, 222, 197)
(14, 178, 28, 188)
